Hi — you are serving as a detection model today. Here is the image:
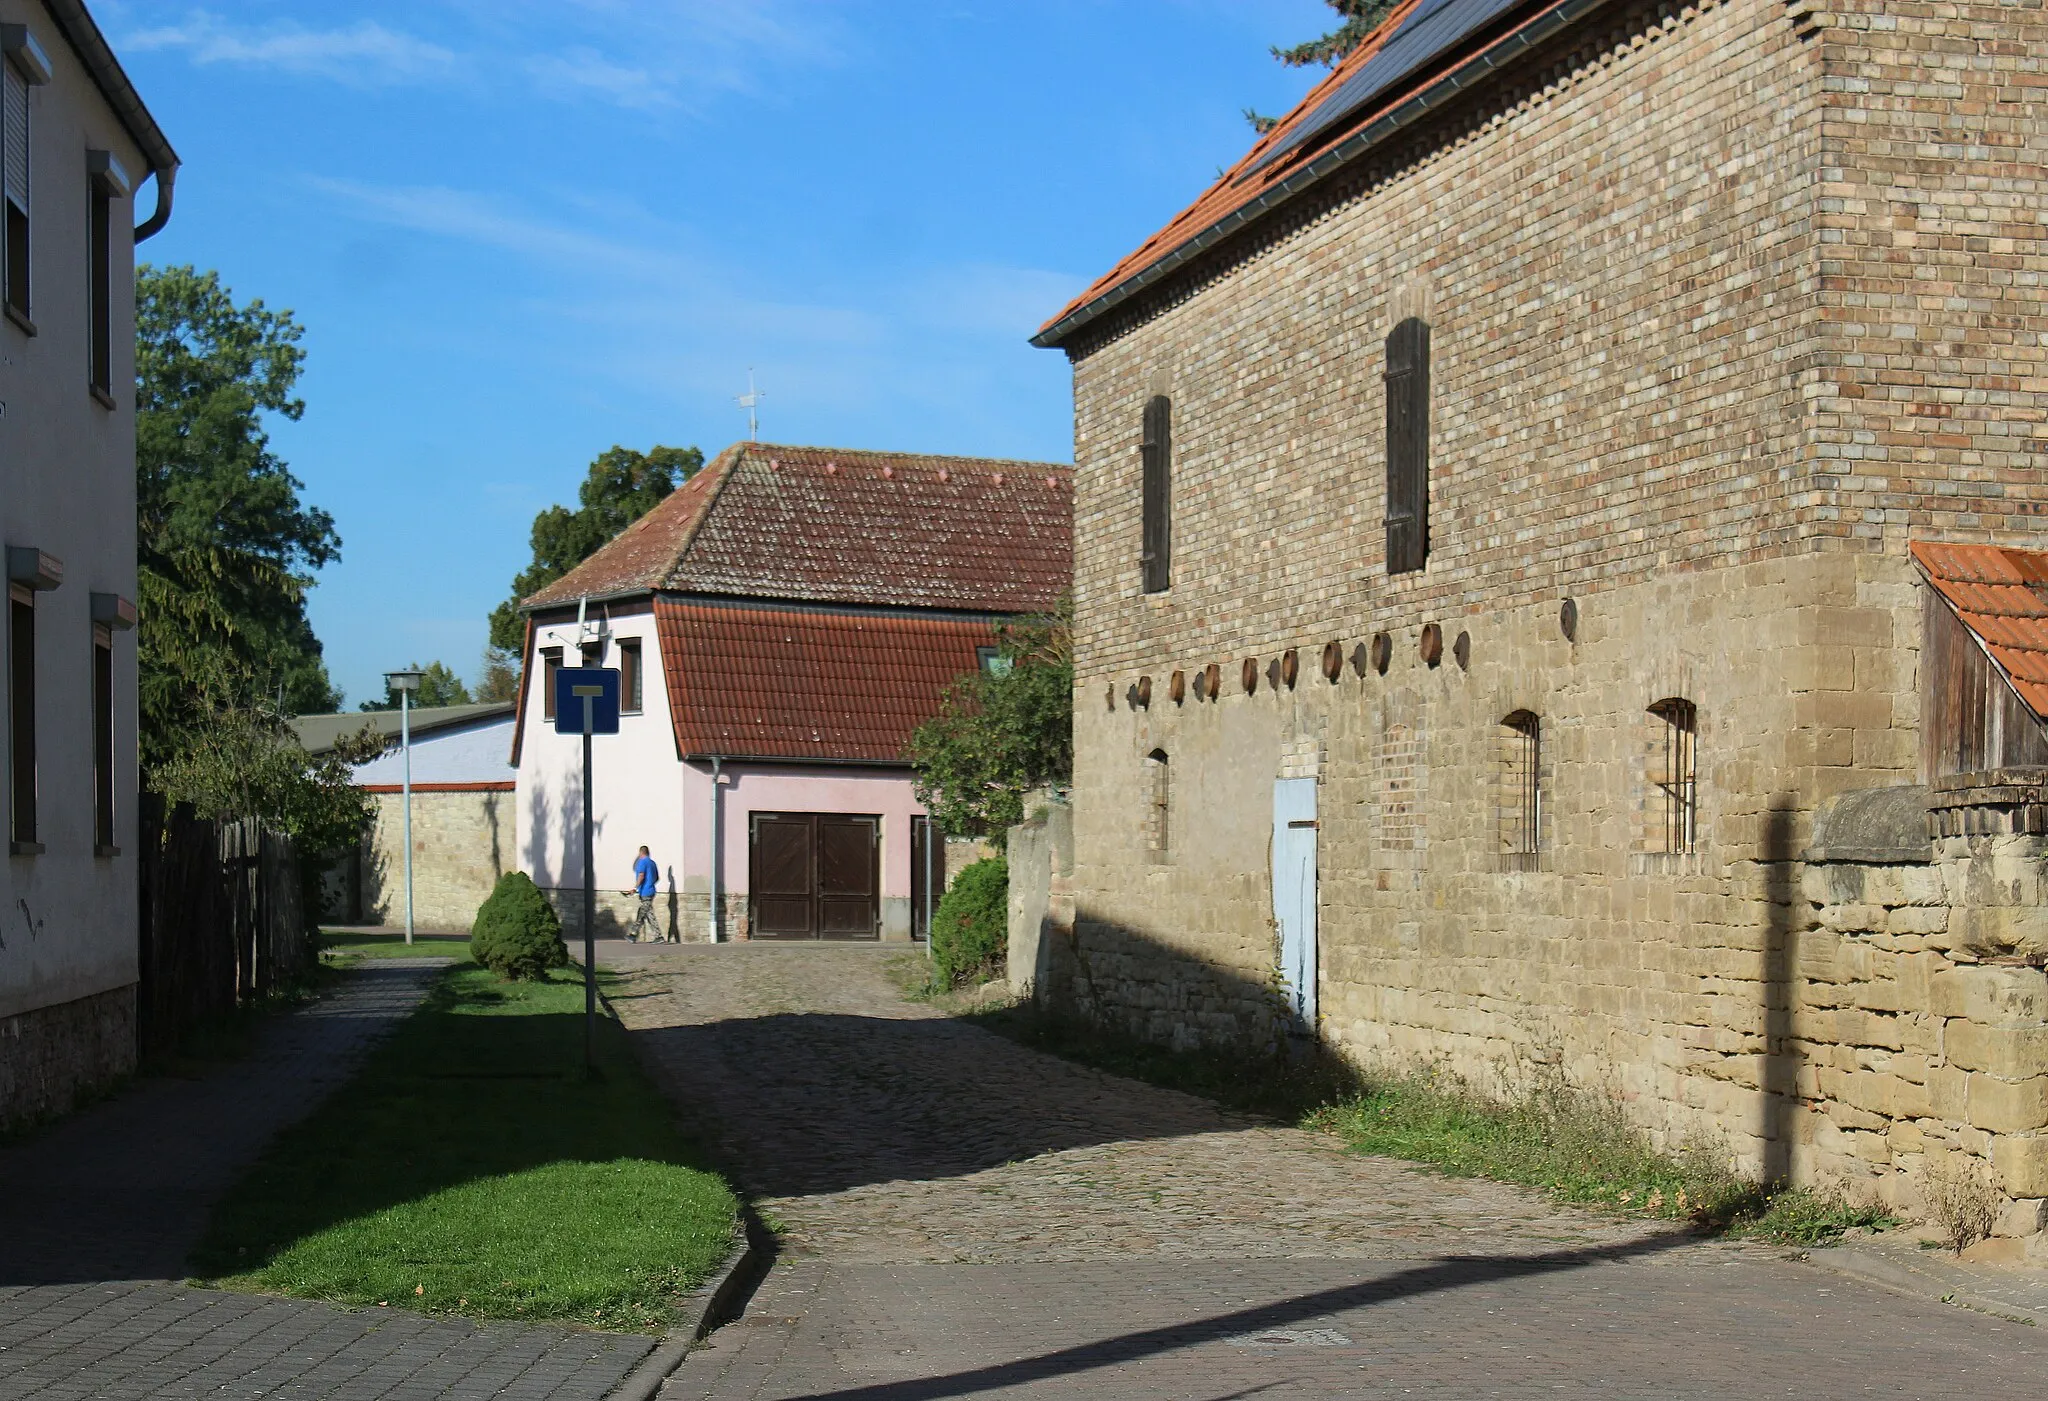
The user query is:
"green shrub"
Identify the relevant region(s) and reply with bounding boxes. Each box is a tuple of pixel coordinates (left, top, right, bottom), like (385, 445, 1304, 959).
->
(930, 856, 1008, 988)
(469, 871, 569, 980)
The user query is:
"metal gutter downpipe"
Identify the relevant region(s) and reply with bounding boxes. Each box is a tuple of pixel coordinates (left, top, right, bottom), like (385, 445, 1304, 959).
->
(134, 164, 175, 242)
(709, 757, 724, 942)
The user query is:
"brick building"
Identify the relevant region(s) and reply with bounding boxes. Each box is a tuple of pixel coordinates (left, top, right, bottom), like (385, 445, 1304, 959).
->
(1031, 0, 2048, 1228)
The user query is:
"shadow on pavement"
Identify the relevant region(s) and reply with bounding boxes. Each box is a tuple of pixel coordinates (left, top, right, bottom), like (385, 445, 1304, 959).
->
(0, 962, 448, 1287)
(628, 1007, 1241, 1201)
(757, 1233, 1698, 1401)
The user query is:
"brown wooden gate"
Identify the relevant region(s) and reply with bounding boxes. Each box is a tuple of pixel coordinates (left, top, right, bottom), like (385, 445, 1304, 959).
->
(748, 812, 880, 940)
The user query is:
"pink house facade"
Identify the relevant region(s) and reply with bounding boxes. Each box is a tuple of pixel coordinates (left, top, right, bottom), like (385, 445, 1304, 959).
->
(513, 442, 1071, 942)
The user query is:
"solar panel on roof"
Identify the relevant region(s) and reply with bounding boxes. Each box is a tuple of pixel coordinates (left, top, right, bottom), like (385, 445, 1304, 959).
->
(1248, 0, 1535, 175)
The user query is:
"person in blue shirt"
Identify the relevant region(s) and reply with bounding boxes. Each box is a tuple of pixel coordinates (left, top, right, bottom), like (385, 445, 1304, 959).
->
(628, 846, 664, 942)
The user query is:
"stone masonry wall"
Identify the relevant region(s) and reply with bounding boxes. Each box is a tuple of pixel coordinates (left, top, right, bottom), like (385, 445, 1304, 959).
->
(0, 983, 135, 1131)
(1068, 553, 1920, 1167)
(1783, 774, 2048, 1240)
(363, 789, 516, 933)
(1052, 0, 2048, 1210)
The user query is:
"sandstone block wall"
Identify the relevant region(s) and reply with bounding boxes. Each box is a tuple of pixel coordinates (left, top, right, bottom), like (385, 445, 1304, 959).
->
(1786, 777, 2048, 1235)
(0, 984, 136, 1131)
(362, 790, 515, 933)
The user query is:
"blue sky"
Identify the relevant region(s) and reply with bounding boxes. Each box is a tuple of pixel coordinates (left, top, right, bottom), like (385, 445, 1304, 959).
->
(102, 1, 1334, 707)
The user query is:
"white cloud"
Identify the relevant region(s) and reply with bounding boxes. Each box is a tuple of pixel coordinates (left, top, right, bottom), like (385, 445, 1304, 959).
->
(121, 13, 457, 85)
(529, 47, 675, 112)
(117, 2, 851, 113)
(306, 178, 696, 286)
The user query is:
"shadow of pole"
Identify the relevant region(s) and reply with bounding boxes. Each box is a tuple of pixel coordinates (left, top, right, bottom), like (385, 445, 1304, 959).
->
(773, 1232, 1699, 1401)
(1761, 797, 1800, 1184)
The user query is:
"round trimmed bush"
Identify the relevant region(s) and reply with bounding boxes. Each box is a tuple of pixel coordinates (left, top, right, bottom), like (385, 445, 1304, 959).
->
(930, 856, 1008, 988)
(470, 871, 570, 980)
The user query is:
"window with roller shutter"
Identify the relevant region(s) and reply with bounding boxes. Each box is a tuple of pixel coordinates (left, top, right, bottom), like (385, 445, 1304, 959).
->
(1385, 317, 1430, 574)
(3, 58, 27, 322)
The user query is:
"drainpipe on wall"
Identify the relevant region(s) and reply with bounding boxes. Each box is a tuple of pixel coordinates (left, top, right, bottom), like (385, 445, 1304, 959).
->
(709, 757, 724, 943)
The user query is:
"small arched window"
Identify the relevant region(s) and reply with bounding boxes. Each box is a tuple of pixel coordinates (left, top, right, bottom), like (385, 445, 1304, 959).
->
(1648, 698, 1698, 855)
(1146, 748, 1170, 862)
(1141, 395, 1172, 593)
(1500, 710, 1541, 870)
(1385, 317, 1430, 574)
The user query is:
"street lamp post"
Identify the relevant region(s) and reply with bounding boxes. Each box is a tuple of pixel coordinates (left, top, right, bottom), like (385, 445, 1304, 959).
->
(384, 669, 424, 946)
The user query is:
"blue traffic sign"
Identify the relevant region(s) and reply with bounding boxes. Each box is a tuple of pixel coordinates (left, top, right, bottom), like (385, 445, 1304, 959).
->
(554, 667, 621, 735)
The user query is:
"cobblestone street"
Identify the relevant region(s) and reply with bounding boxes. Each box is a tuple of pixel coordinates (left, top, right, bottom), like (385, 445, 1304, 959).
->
(607, 943, 2048, 1399)
(0, 960, 653, 1401)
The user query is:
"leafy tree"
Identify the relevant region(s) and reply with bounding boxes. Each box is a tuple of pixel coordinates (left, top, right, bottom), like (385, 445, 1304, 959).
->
(1246, 0, 1398, 131)
(359, 660, 472, 712)
(487, 445, 703, 652)
(907, 599, 1072, 841)
(475, 646, 521, 704)
(137, 264, 341, 756)
(150, 696, 381, 923)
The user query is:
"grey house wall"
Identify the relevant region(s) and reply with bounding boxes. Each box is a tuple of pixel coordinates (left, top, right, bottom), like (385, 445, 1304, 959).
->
(0, 0, 151, 1126)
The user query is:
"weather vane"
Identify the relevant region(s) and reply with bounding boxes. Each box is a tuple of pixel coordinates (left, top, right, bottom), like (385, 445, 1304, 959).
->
(735, 370, 764, 441)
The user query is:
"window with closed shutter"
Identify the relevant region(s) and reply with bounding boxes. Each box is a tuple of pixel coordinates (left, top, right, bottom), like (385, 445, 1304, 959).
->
(3, 60, 26, 320)
(89, 184, 110, 391)
(1385, 317, 1430, 574)
(1140, 394, 1171, 593)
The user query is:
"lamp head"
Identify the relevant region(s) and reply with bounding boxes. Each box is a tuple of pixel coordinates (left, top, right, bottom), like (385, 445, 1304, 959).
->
(384, 669, 425, 694)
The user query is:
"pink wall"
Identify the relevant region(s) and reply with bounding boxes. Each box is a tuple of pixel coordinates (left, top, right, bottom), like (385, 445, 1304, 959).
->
(681, 760, 928, 898)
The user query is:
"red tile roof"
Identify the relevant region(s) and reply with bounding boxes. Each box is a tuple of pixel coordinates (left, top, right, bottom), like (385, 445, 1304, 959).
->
(523, 442, 1072, 614)
(1035, 0, 1571, 348)
(653, 598, 996, 762)
(1912, 541, 2048, 717)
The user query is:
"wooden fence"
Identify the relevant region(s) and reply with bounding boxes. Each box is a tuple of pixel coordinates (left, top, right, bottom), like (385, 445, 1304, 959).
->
(137, 796, 310, 1059)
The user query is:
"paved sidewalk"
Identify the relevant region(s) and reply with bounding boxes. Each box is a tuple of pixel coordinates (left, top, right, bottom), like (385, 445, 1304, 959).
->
(0, 960, 654, 1400)
(600, 943, 2048, 1399)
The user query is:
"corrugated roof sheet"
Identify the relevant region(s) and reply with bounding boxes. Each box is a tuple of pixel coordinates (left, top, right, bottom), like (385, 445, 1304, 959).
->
(524, 442, 1071, 614)
(1036, 0, 1573, 348)
(653, 598, 997, 762)
(1912, 541, 2048, 717)
(291, 702, 514, 756)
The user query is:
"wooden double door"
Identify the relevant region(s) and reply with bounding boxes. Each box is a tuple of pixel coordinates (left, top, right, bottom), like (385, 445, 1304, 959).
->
(748, 812, 881, 940)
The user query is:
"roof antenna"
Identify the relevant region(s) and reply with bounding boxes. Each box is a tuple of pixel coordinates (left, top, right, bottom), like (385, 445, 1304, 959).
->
(735, 369, 764, 441)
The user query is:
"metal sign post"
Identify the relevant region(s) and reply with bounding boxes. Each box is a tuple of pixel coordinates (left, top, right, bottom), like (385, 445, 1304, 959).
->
(554, 666, 620, 1076)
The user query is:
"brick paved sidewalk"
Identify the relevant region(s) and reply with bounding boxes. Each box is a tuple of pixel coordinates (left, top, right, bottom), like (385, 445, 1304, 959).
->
(600, 943, 2048, 1399)
(0, 959, 653, 1401)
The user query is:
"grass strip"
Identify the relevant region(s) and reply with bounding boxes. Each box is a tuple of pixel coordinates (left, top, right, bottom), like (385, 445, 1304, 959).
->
(319, 929, 473, 961)
(192, 963, 737, 1331)
(963, 1001, 1889, 1247)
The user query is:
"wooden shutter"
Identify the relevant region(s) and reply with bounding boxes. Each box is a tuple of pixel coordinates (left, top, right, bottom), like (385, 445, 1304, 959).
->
(1385, 317, 1430, 574)
(1140, 394, 1171, 593)
(3, 64, 25, 211)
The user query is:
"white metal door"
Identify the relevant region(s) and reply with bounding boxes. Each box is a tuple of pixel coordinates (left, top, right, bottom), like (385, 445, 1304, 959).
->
(1272, 777, 1318, 1029)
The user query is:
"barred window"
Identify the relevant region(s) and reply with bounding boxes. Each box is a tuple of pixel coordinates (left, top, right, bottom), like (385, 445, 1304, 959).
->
(1500, 710, 1540, 870)
(1648, 698, 1698, 855)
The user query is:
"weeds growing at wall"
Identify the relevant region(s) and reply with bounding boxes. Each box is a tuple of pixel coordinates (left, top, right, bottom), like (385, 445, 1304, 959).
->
(1923, 1155, 2002, 1254)
(965, 1003, 1891, 1247)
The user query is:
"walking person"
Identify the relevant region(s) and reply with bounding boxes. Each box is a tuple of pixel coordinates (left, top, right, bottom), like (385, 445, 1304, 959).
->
(628, 845, 663, 942)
